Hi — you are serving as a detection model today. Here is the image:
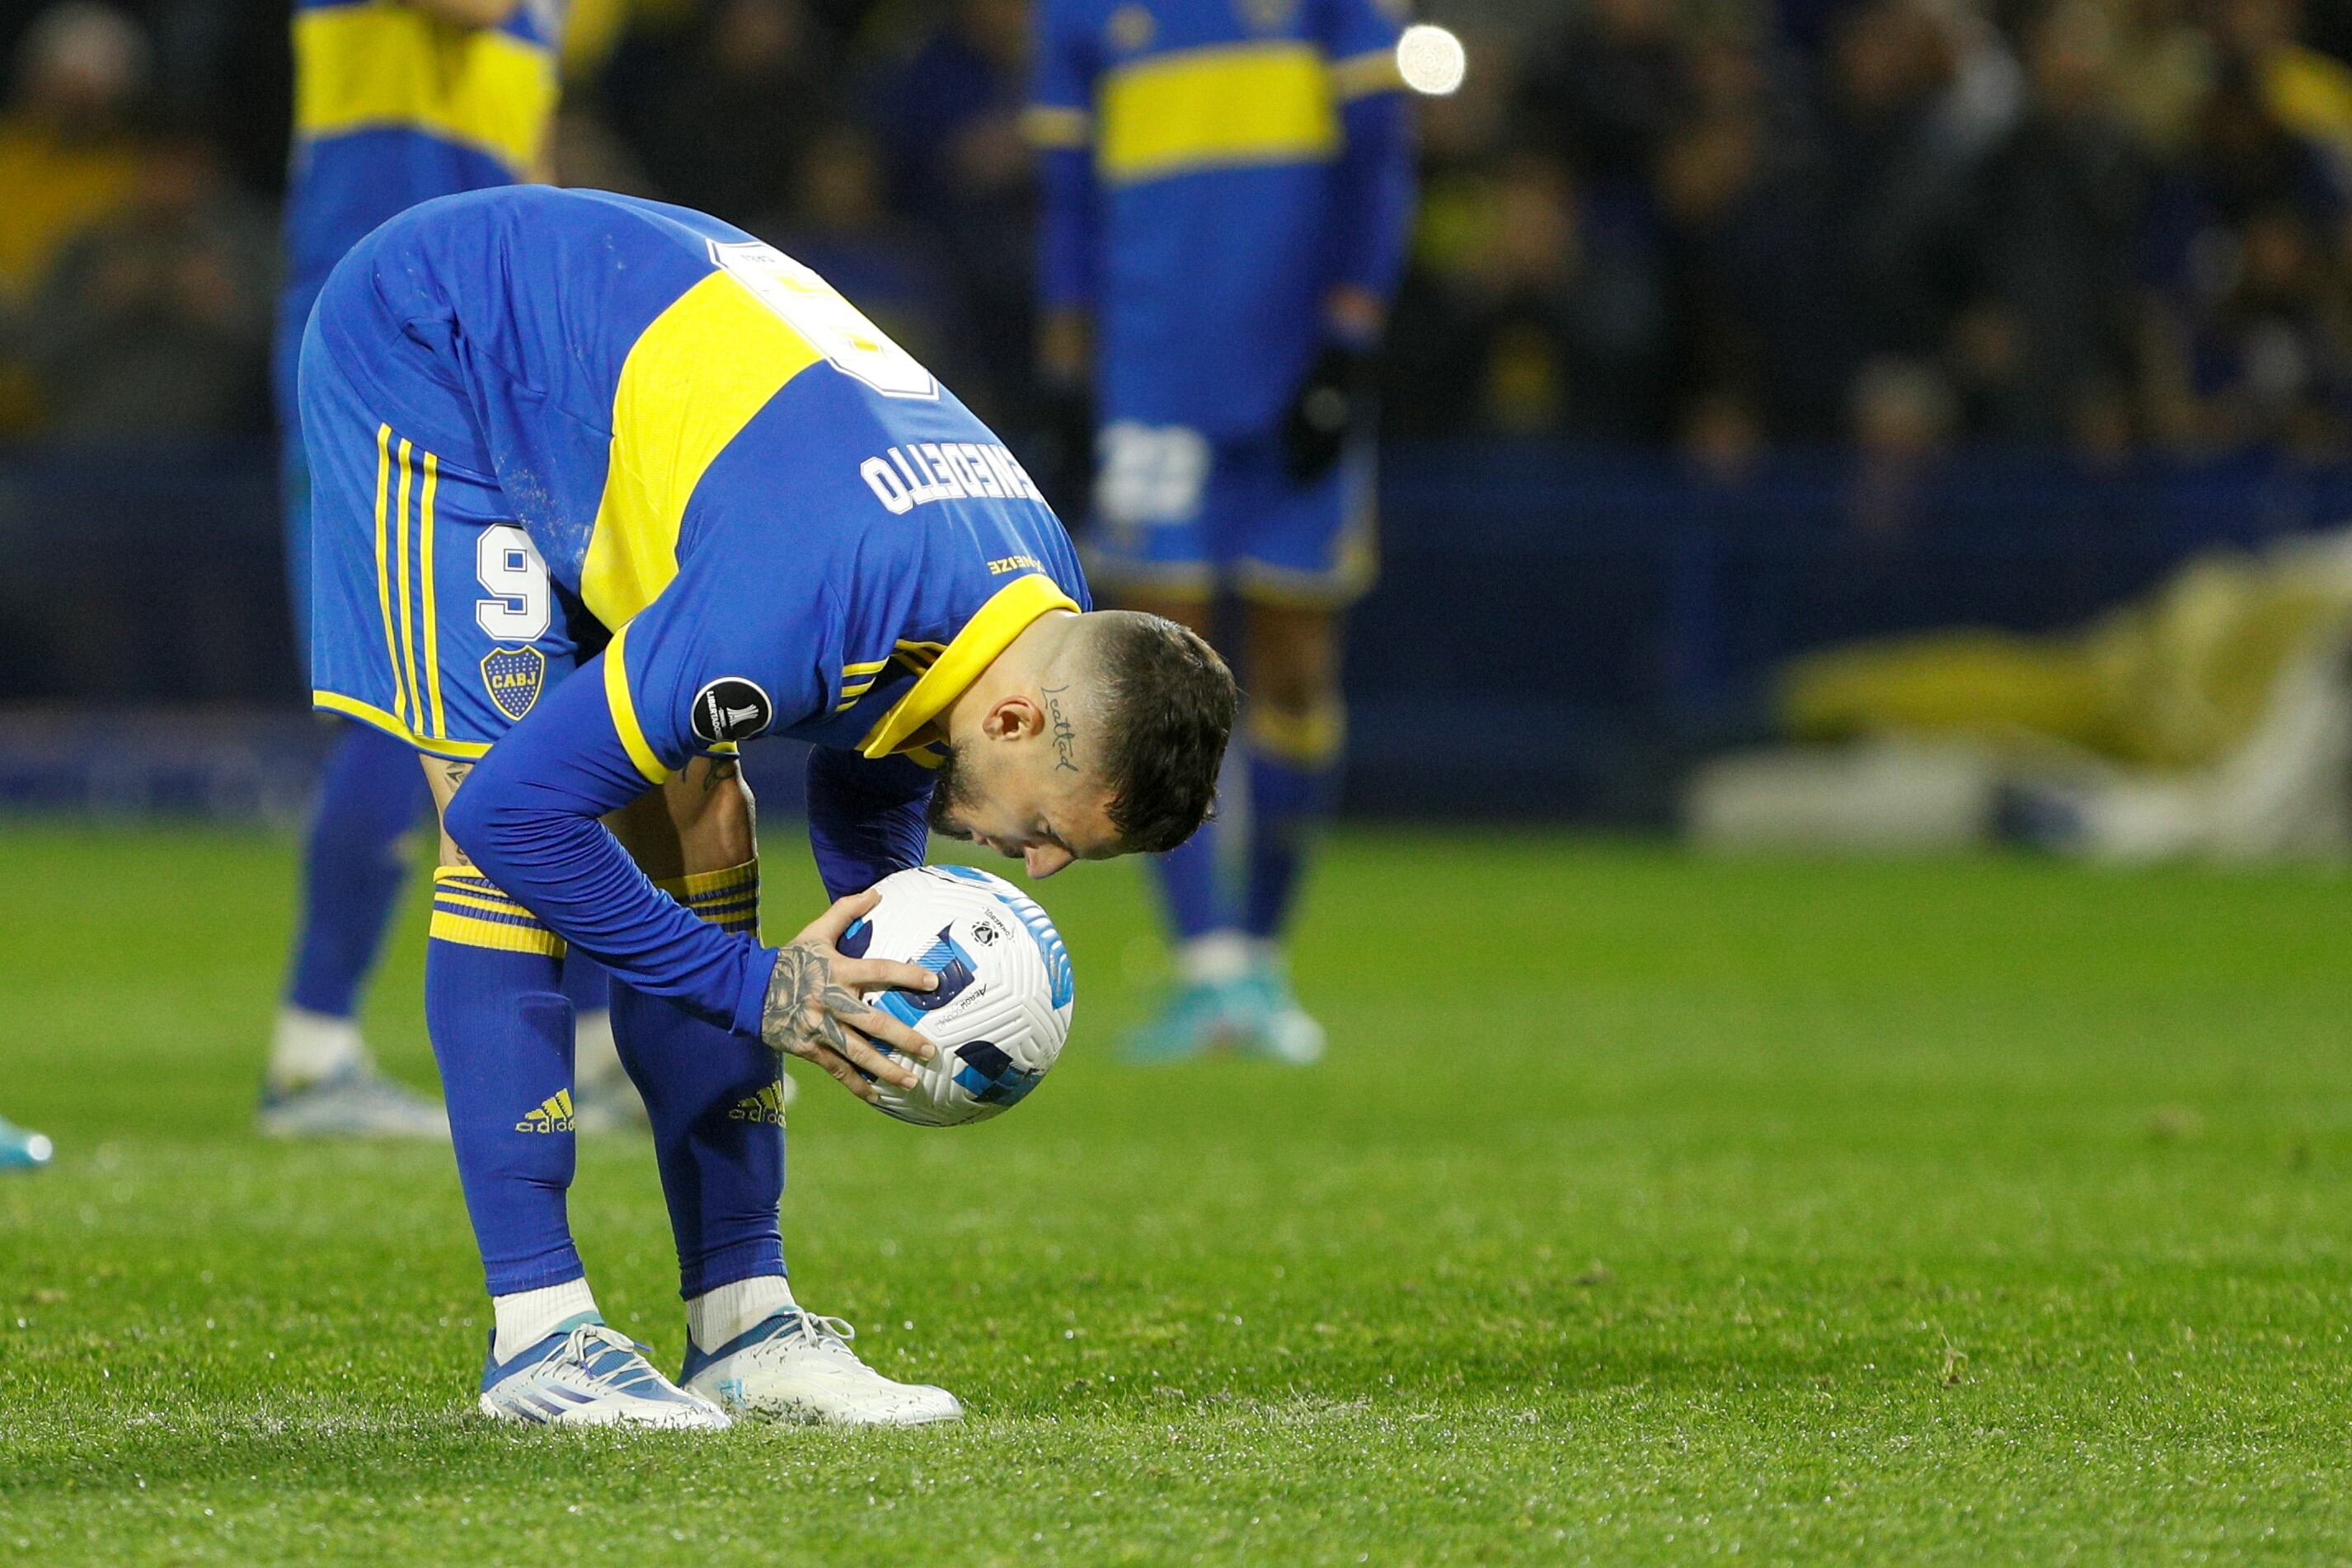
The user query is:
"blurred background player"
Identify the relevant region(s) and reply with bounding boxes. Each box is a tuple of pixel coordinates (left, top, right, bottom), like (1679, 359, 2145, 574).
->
(1025, 0, 1416, 1063)
(262, 0, 613, 1136)
(0, 1110, 54, 1172)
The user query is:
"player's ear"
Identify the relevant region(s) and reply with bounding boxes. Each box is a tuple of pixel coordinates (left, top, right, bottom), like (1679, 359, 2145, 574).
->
(983, 693, 1045, 742)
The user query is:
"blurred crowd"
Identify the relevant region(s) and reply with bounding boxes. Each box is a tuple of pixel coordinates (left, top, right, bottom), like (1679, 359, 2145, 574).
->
(1400, 0, 2352, 466)
(10, 0, 2352, 462)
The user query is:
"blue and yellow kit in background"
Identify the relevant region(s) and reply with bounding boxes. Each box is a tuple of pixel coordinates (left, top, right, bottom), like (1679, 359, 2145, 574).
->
(303, 185, 1087, 780)
(1026, 0, 1414, 603)
(278, 0, 562, 640)
(282, 0, 561, 325)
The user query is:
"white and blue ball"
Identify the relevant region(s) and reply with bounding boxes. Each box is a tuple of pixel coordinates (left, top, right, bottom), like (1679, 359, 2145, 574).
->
(839, 865, 1075, 1127)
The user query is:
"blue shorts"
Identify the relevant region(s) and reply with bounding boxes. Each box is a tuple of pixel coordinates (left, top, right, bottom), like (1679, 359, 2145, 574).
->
(302, 304, 599, 761)
(1082, 423, 1376, 606)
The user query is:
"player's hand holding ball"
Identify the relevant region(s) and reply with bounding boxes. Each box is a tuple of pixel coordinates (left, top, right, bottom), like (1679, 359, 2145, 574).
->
(836, 866, 1076, 1126)
(760, 890, 940, 1103)
(761, 871, 1076, 1123)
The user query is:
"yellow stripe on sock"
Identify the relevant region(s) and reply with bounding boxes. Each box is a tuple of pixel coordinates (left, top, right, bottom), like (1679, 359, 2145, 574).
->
(431, 890, 538, 920)
(1246, 701, 1347, 764)
(655, 860, 760, 930)
(428, 908, 566, 956)
(433, 882, 519, 908)
(656, 861, 760, 902)
(431, 867, 538, 916)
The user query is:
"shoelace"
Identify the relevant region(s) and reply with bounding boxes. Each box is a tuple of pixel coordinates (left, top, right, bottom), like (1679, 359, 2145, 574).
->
(781, 1308, 861, 1357)
(556, 1323, 667, 1391)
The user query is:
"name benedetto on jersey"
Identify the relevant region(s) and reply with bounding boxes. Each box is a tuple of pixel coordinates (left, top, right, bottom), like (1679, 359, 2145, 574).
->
(309, 185, 1089, 781)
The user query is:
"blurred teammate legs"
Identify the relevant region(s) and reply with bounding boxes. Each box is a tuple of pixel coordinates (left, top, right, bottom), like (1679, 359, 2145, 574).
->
(1235, 600, 1345, 1062)
(1111, 443, 1368, 1063)
(1117, 591, 1345, 1065)
(261, 406, 448, 1138)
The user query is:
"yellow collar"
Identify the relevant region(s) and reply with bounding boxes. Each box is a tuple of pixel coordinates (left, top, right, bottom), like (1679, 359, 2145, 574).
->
(858, 574, 1081, 758)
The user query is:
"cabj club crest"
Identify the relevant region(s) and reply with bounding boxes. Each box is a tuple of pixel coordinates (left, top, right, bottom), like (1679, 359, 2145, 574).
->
(481, 646, 547, 722)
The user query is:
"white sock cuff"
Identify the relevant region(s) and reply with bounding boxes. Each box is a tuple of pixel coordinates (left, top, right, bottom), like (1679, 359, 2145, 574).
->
(1176, 932, 1252, 986)
(267, 1005, 367, 1090)
(687, 1274, 796, 1350)
(492, 1277, 599, 1364)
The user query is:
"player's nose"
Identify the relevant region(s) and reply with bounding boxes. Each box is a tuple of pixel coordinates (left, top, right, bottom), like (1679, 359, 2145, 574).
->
(1023, 843, 1074, 879)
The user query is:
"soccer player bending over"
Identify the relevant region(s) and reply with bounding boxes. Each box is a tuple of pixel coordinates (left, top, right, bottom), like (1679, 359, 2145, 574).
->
(303, 186, 1234, 1428)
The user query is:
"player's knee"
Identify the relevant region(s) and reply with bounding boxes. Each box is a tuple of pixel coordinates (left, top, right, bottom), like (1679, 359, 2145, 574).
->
(659, 759, 757, 871)
(1250, 665, 1333, 721)
(1246, 641, 1339, 718)
(1245, 606, 1341, 711)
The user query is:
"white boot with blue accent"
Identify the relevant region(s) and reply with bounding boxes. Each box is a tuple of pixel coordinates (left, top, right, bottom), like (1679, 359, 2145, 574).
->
(480, 1320, 731, 1430)
(1119, 932, 1256, 1063)
(257, 1007, 450, 1140)
(479, 1286, 730, 1430)
(1232, 942, 1326, 1066)
(680, 1278, 961, 1426)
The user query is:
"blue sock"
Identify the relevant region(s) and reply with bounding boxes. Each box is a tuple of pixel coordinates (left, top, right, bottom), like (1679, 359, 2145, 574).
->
(620, 862, 786, 1299)
(425, 868, 583, 1295)
(1242, 706, 1344, 941)
(284, 721, 430, 1017)
(1153, 815, 1231, 943)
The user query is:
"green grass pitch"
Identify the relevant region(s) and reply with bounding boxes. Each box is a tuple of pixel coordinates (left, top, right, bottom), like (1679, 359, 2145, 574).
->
(3, 824, 2351, 1565)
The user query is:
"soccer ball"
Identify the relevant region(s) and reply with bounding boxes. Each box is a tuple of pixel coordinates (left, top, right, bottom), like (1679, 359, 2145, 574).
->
(837, 865, 1075, 1127)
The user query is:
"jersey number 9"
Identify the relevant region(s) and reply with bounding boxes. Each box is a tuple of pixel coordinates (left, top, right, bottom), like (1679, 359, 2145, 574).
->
(475, 524, 551, 640)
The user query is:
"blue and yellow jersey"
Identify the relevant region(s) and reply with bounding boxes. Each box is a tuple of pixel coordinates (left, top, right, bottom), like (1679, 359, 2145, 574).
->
(284, 0, 561, 305)
(312, 185, 1088, 783)
(1026, 0, 1409, 434)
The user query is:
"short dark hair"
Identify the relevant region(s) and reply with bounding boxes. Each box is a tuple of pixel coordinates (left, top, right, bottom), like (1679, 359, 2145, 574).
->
(1096, 613, 1237, 854)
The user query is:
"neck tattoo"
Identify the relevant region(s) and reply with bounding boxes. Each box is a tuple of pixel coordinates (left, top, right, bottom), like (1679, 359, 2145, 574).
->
(1042, 684, 1080, 772)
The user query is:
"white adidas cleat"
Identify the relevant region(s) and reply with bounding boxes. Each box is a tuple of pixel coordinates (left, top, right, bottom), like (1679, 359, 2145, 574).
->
(258, 1062, 451, 1139)
(681, 1308, 963, 1426)
(480, 1319, 731, 1430)
(1235, 962, 1326, 1066)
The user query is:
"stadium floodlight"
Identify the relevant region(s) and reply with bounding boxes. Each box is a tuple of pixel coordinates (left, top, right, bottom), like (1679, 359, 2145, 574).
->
(1397, 23, 1467, 96)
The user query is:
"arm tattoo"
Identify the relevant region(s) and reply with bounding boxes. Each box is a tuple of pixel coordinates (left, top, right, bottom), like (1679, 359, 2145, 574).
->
(1042, 684, 1080, 773)
(701, 759, 740, 795)
(763, 942, 874, 1057)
